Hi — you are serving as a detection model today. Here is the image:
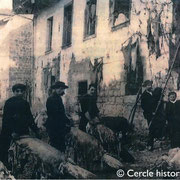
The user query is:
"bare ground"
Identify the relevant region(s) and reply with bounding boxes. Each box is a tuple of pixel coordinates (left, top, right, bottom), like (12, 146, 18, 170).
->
(97, 136, 171, 179)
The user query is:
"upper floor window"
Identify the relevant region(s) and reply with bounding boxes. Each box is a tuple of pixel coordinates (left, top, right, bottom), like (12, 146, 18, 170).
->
(62, 2, 73, 48)
(84, 0, 97, 38)
(109, 0, 131, 28)
(46, 16, 53, 52)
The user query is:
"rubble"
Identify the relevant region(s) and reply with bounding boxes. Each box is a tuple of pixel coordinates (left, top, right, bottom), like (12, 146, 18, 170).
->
(0, 161, 15, 180)
(155, 148, 180, 171)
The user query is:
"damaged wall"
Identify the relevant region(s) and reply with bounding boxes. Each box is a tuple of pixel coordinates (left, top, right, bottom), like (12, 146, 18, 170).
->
(0, 15, 34, 104)
(34, 0, 176, 131)
(9, 22, 34, 102)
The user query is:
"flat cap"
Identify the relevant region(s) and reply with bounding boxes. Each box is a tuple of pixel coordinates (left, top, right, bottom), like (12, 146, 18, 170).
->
(168, 91, 177, 97)
(143, 80, 153, 87)
(51, 81, 68, 89)
(12, 83, 26, 92)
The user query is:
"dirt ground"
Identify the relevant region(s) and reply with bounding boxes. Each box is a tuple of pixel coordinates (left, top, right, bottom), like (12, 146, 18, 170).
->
(97, 135, 171, 179)
(0, 113, 174, 179)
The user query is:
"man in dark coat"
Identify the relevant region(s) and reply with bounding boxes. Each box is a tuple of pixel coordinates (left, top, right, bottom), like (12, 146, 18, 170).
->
(166, 95, 180, 148)
(166, 91, 177, 143)
(148, 87, 166, 150)
(79, 83, 100, 132)
(46, 81, 70, 152)
(141, 80, 154, 150)
(0, 83, 38, 167)
(141, 80, 154, 126)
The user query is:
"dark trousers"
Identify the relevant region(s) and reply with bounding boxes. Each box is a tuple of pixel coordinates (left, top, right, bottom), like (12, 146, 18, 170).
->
(143, 112, 152, 126)
(147, 132, 154, 148)
(171, 131, 180, 148)
(79, 117, 88, 132)
(48, 132, 66, 152)
(143, 112, 154, 147)
(0, 135, 11, 168)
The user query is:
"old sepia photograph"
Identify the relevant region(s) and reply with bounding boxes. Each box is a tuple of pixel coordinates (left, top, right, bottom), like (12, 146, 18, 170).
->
(0, 0, 180, 179)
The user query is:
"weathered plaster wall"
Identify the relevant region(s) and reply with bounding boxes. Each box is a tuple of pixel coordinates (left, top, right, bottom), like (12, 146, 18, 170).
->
(34, 0, 175, 131)
(0, 15, 33, 102)
(8, 22, 33, 100)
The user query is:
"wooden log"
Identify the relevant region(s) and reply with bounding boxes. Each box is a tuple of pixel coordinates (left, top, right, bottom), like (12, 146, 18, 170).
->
(64, 162, 96, 179)
(8, 136, 96, 179)
(66, 128, 123, 171)
(102, 154, 123, 169)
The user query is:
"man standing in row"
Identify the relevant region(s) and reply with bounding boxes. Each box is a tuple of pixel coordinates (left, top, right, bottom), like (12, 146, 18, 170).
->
(46, 81, 71, 152)
(166, 91, 177, 143)
(79, 83, 100, 132)
(141, 80, 154, 126)
(0, 83, 38, 167)
(141, 80, 154, 150)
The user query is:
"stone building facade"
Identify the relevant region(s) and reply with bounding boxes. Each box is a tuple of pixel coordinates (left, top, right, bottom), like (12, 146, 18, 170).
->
(31, 0, 178, 130)
(0, 13, 33, 104)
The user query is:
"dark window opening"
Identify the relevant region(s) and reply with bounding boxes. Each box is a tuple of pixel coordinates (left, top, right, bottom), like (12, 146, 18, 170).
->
(78, 81, 88, 97)
(46, 16, 53, 52)
(110, 0, 131, 27)
(84, 0, 97, 38)
(62, 2, 73, 47)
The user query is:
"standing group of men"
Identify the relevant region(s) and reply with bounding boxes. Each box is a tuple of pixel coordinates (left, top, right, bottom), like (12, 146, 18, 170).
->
(141, 80, 180, 151)
(1, 79, 180, 168)
(0, 81, 98, 168)
(0, 82, 71, 167)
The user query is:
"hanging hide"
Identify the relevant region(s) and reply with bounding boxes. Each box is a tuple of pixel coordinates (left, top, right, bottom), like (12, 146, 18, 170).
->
(122, 37, 132, 73)
(43, 67, 49, 90)
(122, 36, 143, 95)
(152, 14, 161, 59)
(131, 39, 139, 72)
(122, 36, 139, 73)
(147, 16, 161, 58)
(92, 59, 103, 92)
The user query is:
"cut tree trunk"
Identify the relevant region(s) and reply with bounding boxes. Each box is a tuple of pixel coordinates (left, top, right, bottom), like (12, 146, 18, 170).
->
(8, 136, 96, 179)
(66, 127, 123, 172)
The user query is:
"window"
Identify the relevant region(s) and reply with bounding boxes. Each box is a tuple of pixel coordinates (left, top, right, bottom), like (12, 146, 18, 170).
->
(78, 81, 88, 97)
(84, 0, 97, 38)
(109, 0, 131, 28)
(62, 2, 73, 48)
(46, 16, 53, 52)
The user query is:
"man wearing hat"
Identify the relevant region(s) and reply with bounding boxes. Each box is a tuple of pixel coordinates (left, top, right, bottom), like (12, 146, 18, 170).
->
(0, 83, 38, 167)
(141, 80, 154, 150)
(141, 80, 154, 125)
(46, 81, 71, 152)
